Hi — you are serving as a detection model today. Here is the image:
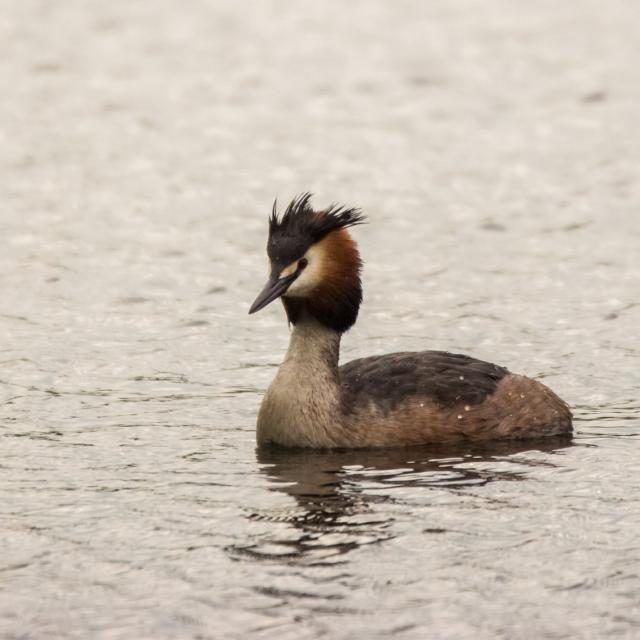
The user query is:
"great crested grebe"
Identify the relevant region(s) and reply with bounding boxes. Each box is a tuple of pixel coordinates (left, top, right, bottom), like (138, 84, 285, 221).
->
(249, 194, 572, 448)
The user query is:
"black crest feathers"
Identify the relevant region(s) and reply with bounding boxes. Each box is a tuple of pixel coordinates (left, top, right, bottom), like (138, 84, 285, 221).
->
(265, 193, 365, 333)
(269, 193, 365, 246)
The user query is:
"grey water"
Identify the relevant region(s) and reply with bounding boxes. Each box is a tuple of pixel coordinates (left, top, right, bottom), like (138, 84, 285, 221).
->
(1, 1, 640, 638)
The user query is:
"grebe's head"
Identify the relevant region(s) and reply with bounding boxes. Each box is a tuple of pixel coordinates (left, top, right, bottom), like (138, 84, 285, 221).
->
(249, 193, 365, 333)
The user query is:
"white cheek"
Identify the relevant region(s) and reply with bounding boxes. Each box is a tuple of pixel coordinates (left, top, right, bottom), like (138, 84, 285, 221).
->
(280, 262, 298, 278)
(286, 265, 320, 297)
(284, 246, 323, 298)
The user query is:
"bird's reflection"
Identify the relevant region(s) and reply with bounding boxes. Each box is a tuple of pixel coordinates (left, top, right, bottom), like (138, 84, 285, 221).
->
(230, 437, 572, 565)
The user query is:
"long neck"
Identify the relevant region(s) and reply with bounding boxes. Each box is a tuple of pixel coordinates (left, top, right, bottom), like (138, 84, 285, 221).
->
(284, 313, 341, 376)
(257, 311, 345, 447)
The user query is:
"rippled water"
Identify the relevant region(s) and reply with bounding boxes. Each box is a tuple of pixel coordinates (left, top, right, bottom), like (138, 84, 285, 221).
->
(2, 1, 640, 638)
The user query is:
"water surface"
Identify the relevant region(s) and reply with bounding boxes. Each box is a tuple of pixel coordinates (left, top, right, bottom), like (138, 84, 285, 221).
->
(1, 1, 640, 638)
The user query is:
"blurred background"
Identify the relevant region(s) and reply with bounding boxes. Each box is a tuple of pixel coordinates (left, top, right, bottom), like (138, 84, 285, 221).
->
(1, 1, 639, 639)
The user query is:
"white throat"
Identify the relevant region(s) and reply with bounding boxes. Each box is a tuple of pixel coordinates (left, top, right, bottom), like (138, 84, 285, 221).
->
(256, 315, 344, 447)
(284, 315, 340, 371)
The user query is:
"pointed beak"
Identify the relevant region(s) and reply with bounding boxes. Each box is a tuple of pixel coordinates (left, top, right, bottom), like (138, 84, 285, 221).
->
(248, 272, 297, 314)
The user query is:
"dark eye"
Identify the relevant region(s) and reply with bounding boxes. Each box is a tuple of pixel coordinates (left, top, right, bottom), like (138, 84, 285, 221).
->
(298, 258, 308, 270)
